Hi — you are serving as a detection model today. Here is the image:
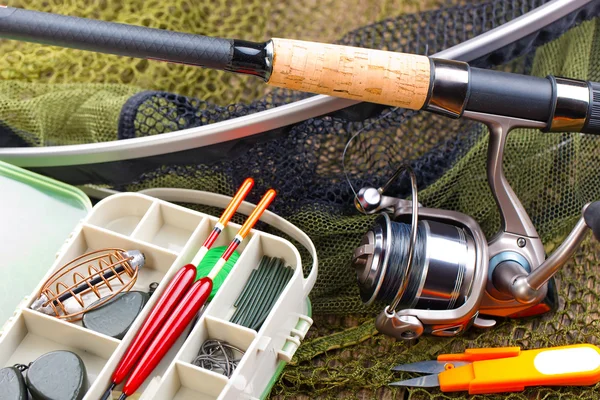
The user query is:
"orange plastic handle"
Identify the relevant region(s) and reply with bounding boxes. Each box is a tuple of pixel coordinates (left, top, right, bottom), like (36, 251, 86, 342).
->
(438, 347, 521, 362)
(439, 344, 600, 394)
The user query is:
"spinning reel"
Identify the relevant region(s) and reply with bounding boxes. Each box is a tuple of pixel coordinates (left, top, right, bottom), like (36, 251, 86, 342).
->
(351, 112, 600, 340)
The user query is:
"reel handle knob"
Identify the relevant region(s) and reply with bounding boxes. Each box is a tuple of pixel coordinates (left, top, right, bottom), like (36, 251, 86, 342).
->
(583, 201, 600, 241)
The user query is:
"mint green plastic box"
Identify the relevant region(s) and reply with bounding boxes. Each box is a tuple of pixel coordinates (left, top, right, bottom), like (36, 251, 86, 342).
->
(0, 160, 91, 326)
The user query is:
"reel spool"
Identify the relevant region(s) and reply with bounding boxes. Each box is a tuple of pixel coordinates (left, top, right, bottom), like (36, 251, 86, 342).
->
(353, 214, 477, 312)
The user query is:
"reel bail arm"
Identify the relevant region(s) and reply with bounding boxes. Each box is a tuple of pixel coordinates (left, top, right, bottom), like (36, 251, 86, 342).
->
(354, 166, 417, 215)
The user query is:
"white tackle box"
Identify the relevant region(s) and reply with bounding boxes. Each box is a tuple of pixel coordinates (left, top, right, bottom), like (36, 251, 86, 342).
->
(0, 161, 317, 400)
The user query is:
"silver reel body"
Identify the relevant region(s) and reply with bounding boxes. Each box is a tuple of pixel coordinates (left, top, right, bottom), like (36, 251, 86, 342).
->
(352, 112, 600, 340)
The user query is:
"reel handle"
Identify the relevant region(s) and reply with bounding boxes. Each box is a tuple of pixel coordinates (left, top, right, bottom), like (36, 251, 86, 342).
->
(494, 201, 600, 304)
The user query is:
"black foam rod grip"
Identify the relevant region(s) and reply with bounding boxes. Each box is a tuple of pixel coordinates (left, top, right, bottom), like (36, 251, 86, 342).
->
(584, 201, 600, 241)
(0, 6, 233, 69)
(465, 67, 554, 123)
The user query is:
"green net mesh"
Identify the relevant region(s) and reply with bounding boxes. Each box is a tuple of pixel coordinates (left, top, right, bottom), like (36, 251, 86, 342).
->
(0, 81, 138, 146)
(2, 0, 600, 399)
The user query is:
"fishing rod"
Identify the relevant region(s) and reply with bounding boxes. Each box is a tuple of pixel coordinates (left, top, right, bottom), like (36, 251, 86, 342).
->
(0, 5, 599, 136)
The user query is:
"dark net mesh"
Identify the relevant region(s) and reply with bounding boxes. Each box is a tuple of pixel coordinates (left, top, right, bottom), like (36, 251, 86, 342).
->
(2, 0, 600, 398)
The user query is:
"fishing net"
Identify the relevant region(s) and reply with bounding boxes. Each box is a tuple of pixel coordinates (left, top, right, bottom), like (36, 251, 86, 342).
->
(2, 0, 600, 398)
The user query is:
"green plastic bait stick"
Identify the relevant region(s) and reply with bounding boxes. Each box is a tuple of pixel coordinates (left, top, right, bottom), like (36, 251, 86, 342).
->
(245, 259, 288, 329)
(236, 261, 278, 326)
(230, 259, 270, 323)
(233, 257, 268, 307)
(250, 265, 293, 330)
(231, 258, 276, 325)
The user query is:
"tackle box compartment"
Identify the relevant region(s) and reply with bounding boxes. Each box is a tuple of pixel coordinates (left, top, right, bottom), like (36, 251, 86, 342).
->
(0, 163, 316, 400)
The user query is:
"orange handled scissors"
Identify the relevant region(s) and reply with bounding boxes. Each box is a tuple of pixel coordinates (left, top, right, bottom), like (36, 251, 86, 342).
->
(391, 344, 600, 394)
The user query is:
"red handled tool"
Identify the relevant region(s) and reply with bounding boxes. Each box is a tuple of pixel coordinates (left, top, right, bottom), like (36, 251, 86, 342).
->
(117, 189, 277, 399)
(100, 179, 254, 400)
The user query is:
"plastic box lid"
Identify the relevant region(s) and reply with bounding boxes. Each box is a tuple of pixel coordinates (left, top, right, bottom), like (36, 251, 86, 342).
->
(0, 160, 91, 326)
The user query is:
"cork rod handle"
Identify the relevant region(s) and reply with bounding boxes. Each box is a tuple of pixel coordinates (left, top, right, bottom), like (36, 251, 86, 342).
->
(268, 38, 432, 110)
